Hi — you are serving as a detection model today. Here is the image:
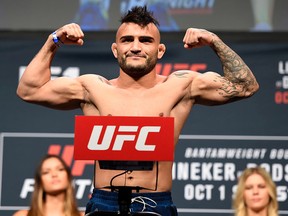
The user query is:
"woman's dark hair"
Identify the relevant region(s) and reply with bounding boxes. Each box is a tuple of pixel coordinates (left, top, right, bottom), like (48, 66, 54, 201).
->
(120, 5, 159, 27)
(27, 154, 80, 216)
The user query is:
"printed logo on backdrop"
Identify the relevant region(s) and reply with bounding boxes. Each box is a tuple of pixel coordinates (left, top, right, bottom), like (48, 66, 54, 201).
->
(156, 63, 207, 76)
(0, 133, 93, 209)
(168, 0, 216, 14)
(275, 60, 288, 104)
(172, 135, 288, 214)
(120, 0, 216, 15)
(0, 133, 288, 215)
(2, 133, 288, 214)
(19, 66, 80, 81)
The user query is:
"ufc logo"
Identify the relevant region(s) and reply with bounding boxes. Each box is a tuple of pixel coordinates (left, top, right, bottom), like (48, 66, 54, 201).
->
(156, 63, 207, 75)
(74, 116, 174, 161)
(48, 144, 94, 176)
(87, 125, 160, 151)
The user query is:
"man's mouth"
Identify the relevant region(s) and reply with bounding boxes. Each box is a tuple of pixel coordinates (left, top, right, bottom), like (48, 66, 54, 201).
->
(126, 54, 145, 58)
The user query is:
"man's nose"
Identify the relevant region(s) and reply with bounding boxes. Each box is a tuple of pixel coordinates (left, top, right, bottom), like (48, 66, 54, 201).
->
(131, 40, 141, 52)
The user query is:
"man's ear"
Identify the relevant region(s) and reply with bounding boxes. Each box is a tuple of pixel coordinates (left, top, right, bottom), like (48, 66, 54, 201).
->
(157, 44, 166, 59)
(111, 43, 117, 58)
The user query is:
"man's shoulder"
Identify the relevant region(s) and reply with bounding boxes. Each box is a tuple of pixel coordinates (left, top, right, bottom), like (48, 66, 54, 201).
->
(157, 70, 200, 90)
(80, 74, 104, 79)
(79, 74, 111, 84)
(167, 70, 199, 81)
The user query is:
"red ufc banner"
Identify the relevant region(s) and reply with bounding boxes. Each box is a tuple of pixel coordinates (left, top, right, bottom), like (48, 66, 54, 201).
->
(74, 116, 174, 161)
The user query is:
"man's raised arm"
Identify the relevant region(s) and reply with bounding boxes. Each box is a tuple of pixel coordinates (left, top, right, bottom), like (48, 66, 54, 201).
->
(17, 23, 85, 109)
(183, 28, 259, 105)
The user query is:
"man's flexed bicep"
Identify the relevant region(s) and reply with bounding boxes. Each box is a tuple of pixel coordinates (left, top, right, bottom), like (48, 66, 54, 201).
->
(191, 72, 256, 106)
(17, 23, 86, 109)
(17, 76, 86, 110)
(211, 39, 259, 98)
(183, 28, 259, 105)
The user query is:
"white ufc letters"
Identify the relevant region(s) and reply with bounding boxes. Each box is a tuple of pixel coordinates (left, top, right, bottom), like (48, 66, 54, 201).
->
(87, 125, 160, 151)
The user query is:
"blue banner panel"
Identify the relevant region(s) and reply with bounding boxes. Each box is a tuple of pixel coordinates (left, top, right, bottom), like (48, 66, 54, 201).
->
(0, 32, 288, 215)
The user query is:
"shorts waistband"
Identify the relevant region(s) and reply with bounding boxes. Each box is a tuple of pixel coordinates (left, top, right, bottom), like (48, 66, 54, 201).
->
(92, 188, 172, 202)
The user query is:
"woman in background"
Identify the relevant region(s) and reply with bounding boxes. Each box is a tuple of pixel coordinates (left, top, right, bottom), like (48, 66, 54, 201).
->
(233, 166, 278, 216)
(13, 154, 84, 216)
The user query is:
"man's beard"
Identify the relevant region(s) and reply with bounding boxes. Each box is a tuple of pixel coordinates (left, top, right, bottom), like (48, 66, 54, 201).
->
(118, 55, 157, 79)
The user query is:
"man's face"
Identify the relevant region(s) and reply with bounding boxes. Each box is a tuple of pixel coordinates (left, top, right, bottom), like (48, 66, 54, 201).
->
(112, 22, 165, 79)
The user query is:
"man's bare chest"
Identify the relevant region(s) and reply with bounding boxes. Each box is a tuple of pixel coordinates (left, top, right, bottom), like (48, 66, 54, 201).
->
(91, 88, 182, 116)
(101, 94, 170, 116)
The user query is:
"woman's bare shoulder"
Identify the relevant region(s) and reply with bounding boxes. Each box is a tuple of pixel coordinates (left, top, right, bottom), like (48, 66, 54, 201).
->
(79, 211, 86, 216)
(13, 209, 29, 216)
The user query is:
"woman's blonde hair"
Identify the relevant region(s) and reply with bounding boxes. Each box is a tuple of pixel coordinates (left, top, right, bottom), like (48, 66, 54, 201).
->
(233, 166, 278, 216)
(27, 154, 81, 216)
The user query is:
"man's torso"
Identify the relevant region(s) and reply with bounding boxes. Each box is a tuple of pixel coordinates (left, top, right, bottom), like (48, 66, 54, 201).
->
(78, 72, 196, 192)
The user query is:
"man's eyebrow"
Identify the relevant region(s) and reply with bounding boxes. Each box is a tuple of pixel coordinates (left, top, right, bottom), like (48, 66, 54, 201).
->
(139, 36, 154, 41)
(120, 35, 133, 40)
(119, 35, 154, 41)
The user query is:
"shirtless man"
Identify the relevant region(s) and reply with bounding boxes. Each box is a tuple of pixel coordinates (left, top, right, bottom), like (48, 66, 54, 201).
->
(17, 6, 259, 216)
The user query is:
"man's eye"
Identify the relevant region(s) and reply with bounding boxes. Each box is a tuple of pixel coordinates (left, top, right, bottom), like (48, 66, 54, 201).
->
(122, 38, 133, 42)
(141, 39, 152, 43)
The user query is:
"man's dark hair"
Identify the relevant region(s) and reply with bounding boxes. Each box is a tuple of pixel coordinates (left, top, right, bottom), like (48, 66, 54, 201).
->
(120, 6, 159, 27)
